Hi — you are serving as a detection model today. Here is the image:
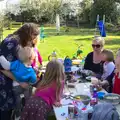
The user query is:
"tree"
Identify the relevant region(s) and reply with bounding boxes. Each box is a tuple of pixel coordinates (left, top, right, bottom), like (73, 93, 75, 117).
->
(79, 0, 93, 23)
(90, 0, 119, 25)
(19, 0, 63, 23)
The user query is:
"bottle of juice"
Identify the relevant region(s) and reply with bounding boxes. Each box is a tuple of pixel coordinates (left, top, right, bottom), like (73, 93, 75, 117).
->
(90, 88, 98, 106)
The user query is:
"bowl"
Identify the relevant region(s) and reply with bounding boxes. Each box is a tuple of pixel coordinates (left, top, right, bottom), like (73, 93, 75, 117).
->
(104, 93, 120, 105)
(73, 95, 91, 105)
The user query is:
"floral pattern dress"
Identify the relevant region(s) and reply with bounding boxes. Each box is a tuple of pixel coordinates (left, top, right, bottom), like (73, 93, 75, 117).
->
(0, 35, 19, 111)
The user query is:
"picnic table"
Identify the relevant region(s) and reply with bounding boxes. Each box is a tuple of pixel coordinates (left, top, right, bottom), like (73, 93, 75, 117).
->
(53, 82, 120, 120)
(40, 64, 120, 119)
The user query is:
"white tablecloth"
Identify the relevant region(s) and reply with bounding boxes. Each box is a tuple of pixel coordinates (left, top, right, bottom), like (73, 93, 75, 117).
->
(53, 82, 120, 120)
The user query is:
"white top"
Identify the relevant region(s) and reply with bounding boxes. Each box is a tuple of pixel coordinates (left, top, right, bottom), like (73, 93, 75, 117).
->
(13, 81, 20, 87)
(101, 62, 115, 80)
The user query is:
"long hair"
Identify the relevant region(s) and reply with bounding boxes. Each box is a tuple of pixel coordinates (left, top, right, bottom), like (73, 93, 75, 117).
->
(37, 60, 65, 100)
(14, 23, 39, 47)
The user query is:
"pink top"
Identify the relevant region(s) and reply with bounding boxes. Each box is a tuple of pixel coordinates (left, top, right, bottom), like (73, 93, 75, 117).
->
(35, 81, 64, 106)
(31, 47, 42, 68)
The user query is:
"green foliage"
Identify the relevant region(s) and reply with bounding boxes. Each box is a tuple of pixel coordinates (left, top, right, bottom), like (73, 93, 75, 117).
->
(79, 0, 92, 22)
(5, 0, 120, 26)
(20, 0, 63, 23)
(105, 22, 115, 31)
(90, 0, 119, 25)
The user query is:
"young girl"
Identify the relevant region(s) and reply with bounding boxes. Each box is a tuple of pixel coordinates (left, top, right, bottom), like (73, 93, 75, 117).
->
(20, 60, 65, 120)
(31, 35, 42, 69)
(113, 49, 120, 94)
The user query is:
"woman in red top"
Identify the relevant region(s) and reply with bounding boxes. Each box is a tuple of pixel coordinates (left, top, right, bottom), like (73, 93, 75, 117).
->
(113, 49, 120, 94)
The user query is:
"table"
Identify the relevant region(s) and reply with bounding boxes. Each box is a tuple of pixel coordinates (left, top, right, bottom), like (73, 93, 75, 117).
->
(53, 82, 120, 120)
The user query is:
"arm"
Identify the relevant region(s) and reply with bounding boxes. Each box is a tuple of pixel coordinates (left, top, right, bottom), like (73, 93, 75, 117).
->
(54, 81, 64, 107)
(1, 70, 29, 89)
(84, 52, 92, 70)
(36, 48, 42, 65)
(0, 55, 10, 70)
(102, 63, 115, 80)
(1, 70, 16, 80)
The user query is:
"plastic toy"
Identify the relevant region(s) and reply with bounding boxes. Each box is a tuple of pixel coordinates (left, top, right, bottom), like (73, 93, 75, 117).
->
(64, 56, 72, 73)
(48, 50, 57, 61)
(40, 26, 45, 42)
(72, 44, 83, 60)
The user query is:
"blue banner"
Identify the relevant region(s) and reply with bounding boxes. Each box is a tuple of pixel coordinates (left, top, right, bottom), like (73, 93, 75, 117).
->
(97, 20, 106, 37)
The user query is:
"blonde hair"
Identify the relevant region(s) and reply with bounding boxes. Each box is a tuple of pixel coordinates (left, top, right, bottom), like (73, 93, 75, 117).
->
(93, 36, 105, 46)
(37, 60, 65, 100)
(102, 49, 114, 62)
(17, 46, 34, 63)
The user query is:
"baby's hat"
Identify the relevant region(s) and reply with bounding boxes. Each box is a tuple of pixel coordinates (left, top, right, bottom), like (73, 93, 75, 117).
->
(17, 45, 34, 63)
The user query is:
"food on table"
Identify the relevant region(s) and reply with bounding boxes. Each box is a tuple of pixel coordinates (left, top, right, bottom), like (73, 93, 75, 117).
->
(73, 95, 91, 105)
(72, 60, 82, 65)
(76, 96, 81, 100)
(105, 96, 119, 100)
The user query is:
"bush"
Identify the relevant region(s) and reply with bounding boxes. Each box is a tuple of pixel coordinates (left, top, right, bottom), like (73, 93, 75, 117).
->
(105, 22, 115, 32)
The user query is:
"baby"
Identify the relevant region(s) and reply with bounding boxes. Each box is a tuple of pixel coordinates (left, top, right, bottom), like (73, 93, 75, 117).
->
(0, 46, 37, 84)
(0, 46, 37, 118)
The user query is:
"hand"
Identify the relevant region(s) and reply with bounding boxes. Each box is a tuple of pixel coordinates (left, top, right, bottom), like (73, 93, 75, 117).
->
(54, 101, 62, 107)
(19, 82, 29, 89)
(100, 81, 109, 86)
(34, 67, 39, 73)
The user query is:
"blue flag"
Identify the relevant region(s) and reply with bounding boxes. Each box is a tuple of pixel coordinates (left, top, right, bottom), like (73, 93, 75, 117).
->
(97, 20, 106, 37)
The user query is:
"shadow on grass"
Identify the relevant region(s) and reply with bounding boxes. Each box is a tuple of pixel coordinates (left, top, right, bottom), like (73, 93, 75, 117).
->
(44, 28, 95, 37)
(74, 37, 93, 41)
(105, 38, 120, 45)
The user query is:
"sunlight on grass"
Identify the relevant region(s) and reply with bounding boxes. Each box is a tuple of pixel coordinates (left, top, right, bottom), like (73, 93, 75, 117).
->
(2, 27, 120, 61)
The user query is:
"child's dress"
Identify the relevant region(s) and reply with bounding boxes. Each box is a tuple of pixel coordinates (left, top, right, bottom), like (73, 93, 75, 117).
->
(113, 73, 120, 95)
(20, 81, 64, 120)
(31, 47, 43, 82)
(31, 47, 42, 69)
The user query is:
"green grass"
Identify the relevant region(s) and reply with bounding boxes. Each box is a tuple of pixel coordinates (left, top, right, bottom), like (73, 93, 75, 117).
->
(2, 27, 120, 61)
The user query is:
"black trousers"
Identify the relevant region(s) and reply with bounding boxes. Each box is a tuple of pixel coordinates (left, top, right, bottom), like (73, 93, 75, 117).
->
(0, 109, 13, 120)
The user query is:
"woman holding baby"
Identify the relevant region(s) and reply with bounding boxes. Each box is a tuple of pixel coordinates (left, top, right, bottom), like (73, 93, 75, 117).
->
(84, 36, 115, 92)
(0, 23, 40, 120)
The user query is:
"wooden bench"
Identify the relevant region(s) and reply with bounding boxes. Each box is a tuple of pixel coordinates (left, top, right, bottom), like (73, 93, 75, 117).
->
(11, 22, 22, 28)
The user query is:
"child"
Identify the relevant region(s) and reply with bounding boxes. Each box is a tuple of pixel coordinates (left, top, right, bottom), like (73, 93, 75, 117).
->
(0, 46, 37, 117)
(31, 35, 42, 70)
(0, 46, 37, 84)
(31, 35, 43, 82)
(113, 49, 120, 94)
(101, 49, 115, 80)
(20, 60, 65, 120)
(92, 49, 115, 92)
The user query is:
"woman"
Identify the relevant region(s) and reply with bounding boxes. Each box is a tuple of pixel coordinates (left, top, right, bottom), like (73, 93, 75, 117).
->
(0, 23, 39, 120)
(84, 36, 104, 77)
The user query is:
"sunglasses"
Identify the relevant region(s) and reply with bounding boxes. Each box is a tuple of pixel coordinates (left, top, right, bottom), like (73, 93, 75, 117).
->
(92, 44, 101, 48)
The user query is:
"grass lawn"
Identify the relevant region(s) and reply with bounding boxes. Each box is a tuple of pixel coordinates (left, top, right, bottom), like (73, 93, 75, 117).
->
(3, 27, 120, 61)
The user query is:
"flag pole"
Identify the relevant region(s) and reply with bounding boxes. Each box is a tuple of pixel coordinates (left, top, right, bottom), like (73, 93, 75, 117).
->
(95, 14, 99, 37)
